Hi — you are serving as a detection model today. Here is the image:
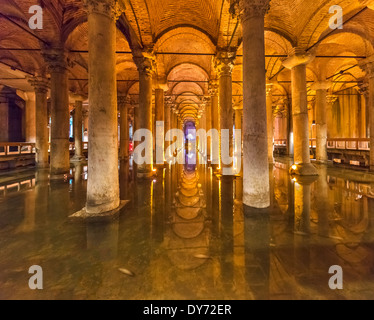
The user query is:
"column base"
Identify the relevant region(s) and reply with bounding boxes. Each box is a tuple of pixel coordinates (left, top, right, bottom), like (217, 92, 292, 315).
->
(69, 200, 129, 222)
(315, 159, 328, 165)
(36, 162, 50, 169)
(70, 155, 86, 162)
(137, 171, 156, 179)
(50, 173, 70, 181)
(289, 163, 319, 176)
(243, 193, 270, 209)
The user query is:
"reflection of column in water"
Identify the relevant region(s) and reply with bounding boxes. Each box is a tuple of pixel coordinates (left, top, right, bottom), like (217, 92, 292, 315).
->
(235, 177, 243, 203)
(244, 206, 270, 300)
(119, 160, 130, 200)
(316, 166, 330, 237)
(294, 178, 317, 235)
(211, 175, 220, 237)
(292, 176, 317, 284)
(152, 169, 164, 244)
(86, 220, 119, 262)
(220, 177, 234, 290)
(16, 185, 36, 233)
(35, 169, 49, 227)
(233, 177, 245, 296)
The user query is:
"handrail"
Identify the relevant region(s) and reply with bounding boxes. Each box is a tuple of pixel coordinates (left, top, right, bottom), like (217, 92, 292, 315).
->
(0, 142, 35, 157)
(274, 138, 370, 151)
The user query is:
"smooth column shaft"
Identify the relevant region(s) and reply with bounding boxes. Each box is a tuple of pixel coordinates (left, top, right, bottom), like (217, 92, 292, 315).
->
(50, 69, 70, 176)
(242, 13, 270, 208)
(35, 89, 49, 168)
(86, 5, 119, 213)
(315, 89, 328, 163)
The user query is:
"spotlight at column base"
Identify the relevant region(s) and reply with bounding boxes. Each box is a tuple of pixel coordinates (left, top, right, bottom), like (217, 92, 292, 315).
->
(289, 163, 319, 176)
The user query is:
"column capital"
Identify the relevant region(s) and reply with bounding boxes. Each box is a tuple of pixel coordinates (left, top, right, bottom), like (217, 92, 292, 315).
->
(214, 51, 236, 77)
(208, 80, 219, 96)
(282, 48, 314, 69)
(326, 95, 338, 105)
(28, 76, 49, 94)
(266, 83, 274, 96)
(311, 81, 332, 91)
(233, 0, 270, 21)
(359, 55, 374, 78)
(133, 52, 156, 77)
(118, 95, 131, 108)
(83, 0, 125, 20)
(358, 79, 369, 97)
(42, 48, 73, 73)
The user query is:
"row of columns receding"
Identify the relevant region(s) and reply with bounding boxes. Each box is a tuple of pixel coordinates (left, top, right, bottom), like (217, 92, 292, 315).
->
(25, 0, 374, 216)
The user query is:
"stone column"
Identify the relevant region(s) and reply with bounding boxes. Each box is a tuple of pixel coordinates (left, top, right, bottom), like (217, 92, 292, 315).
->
(29, 77, 49, 168)
(266, 84, 274, 163)
(215, 52, 235, 172)
(42, 48, 70, 177)
(209, 81, 219, 167)
(283, 50, 318, 176)
(119, 96, 129, 161)
(238, 0, 270, 208)
(359, 56, 374, 171)
(84, 0, 122, 214)
(164, 98, 170, 159)
(234, 103, 243, 175)
(359, 80, 370, 138)
(71, 98, 85, 162)
(24, 92, 36, 143)
(205, 97, 212, 160)
(311, 81, 331, 163)
(134, 54, 155, 178)
(155, 88, 165, 164)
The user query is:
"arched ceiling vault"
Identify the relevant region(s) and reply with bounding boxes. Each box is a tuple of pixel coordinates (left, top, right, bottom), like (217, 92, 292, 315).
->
(1, 0, 374, 113)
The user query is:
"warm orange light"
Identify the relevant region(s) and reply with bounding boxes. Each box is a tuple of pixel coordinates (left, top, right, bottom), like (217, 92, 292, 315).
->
(291, 165, 297, 171)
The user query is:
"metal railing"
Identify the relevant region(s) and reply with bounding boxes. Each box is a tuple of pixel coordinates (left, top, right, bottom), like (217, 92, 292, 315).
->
(0, 143, 35, 157)
(274, 138, 370, 151)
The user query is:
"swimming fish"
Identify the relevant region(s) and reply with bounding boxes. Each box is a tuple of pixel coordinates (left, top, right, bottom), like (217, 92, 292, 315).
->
(118, 268, 135, 277)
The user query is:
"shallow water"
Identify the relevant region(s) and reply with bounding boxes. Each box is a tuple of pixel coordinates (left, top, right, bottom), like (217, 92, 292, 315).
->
(0, 157, 374, 300)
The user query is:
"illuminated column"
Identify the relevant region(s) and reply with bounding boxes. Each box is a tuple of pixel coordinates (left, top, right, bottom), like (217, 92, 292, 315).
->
(266, 84, 274, 163)
(84, 0, 122, 214)
(119, 96, 129, 161)
(42, 48, 70, 177)
(359, 56, 374, 171)
(164, 99, 170, 159)
(238, 0, 270, 208)
(234, 104, 243, 175)
(358, 81, 370, 138)
(71, 98, 85, 162)
(29, 77, 49, 168)
(205, 97, 212, 160)
(311, 81, 331, 163)
(23, 92, 36, 143)
(215, 52, 235, 172)
(209, 80, 219, 168)
(134, 54, 155, 178)
(283, 50, 318, 176)
(155, 88, 165, 164)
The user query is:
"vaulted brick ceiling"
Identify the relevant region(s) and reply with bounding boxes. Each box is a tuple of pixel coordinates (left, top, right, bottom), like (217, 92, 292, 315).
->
(1, 0, 374, 120)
